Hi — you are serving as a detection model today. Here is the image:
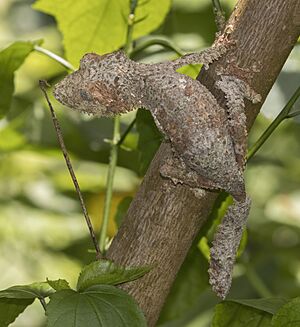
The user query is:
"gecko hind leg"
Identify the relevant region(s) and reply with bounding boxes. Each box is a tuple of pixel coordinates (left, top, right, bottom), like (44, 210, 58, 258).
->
(160, 146, 221, 193)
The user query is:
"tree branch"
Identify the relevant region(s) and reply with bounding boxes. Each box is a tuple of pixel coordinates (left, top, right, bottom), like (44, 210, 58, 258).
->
(107, 0, 300, 325)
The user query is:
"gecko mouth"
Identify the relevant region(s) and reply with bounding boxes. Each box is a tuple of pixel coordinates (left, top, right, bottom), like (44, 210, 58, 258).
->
(53, 75, 108, 117)
(53, 71, 84, 109)
(53, 78, 72, 107)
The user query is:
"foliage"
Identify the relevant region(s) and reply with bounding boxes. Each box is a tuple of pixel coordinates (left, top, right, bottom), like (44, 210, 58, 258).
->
(46, 279, 71, 291)
(0, 40, 41, 118)
(0, 282, 54, 326)
(0, 0, 299, 326)
(77, 259, 151, 291)
(0, 299, 34, 327)
(212, 297, 300, 327)
(46, 286, 147, 327)
(33, 0, 171, 65)
(0, 259, 151, 326)
(271, 297, 300, 326)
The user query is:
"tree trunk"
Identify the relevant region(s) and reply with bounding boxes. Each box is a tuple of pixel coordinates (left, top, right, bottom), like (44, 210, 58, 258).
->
(107, 0, 300, 325)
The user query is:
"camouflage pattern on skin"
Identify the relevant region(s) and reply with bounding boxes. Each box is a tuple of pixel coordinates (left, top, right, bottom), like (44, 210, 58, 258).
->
(53, 43, 260, 299)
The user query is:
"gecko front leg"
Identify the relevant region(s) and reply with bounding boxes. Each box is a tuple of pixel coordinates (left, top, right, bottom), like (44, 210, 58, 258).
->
(160, 145, 226, 192)
(208, 76, 261, 298)
(216, 75, 262, 166)
(162, 41, 233, 71)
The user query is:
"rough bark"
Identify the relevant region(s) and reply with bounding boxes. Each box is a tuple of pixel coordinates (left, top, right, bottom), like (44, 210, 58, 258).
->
(107, 0, 300, 325)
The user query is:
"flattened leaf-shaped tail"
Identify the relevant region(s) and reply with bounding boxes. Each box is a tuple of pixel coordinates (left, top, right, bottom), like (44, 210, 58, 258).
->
(208, 196, 251, 299)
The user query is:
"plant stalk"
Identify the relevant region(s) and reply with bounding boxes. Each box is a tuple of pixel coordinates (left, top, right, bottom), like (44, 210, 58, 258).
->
(244, 264, 273, 298)
(131, 37, 184, 57)
(39, 297, 47, 312)
(99, 116, 120, 252)
(34, 45, 75, 71)
(247, 86, 300, 161)
(117, 117, 136, 147)
(99, 0, 138, 252)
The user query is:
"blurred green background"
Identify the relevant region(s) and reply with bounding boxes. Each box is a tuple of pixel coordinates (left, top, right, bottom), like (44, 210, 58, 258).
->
(0, 0, 299, 326)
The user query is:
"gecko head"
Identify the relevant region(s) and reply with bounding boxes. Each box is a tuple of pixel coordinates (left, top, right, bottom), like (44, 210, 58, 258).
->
(53, 51, 137, 116)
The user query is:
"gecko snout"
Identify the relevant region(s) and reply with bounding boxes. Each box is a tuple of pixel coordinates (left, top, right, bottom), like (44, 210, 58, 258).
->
(53, 72, 85, 110)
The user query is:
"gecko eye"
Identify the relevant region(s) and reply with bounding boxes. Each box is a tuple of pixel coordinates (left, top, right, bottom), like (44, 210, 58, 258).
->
(79, 53, 100, 70)
(79, 89, 93, 102)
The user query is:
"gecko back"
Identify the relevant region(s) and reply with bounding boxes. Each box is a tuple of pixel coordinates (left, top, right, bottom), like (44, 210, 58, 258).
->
(140, 68, 245, 200)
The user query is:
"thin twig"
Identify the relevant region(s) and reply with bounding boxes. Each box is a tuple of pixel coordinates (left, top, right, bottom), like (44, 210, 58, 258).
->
(39, 80, 102, 259)
(34, 45, 75, 71)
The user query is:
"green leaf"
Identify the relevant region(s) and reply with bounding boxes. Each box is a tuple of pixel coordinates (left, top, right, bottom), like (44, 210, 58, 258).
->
(46, 279, 71, 291)
(0, 298, 34, 327)
(136, 109, 162, 175)
(236, 228, 248, 258)
(0, 41, 40, 118)
(0, 281, 54, 327)
(272, 297, 300, 327)
(176, 64, 202, 79)
(0, 282, 55, 299)
(46, 285, 147, 327)
(33, 0, 171, 65)
(132, 0, 172, 40)
(77, 259, 151, 291)
(212, 301, 273, 327)
(114, 196, 133, 228)
(230, 298, 288, 315)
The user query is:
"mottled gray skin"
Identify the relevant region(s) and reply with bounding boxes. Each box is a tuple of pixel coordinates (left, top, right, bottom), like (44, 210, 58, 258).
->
(53, 45, 260, 299)
(54, 45, 246, 199)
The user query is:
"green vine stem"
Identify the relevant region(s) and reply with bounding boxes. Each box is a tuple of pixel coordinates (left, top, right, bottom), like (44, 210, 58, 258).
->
(99, 0, 138, 252)
(117, 117, 136, 147)
(99, 116, 121, 252)
(247, 85, 300, 160)
(287, 110, 300, 118)
(34, 45, 75, 71)
(39, 297, 47, 312)
(242, 261, 273, 298)
(131, 37, 184, 57)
